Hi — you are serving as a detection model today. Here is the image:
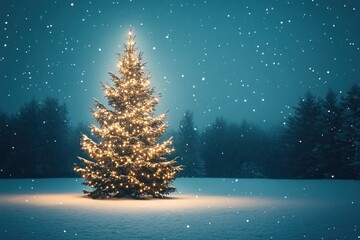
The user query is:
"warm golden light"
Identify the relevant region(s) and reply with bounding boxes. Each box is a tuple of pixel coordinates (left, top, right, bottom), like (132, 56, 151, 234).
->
(74, 30, 181, 199)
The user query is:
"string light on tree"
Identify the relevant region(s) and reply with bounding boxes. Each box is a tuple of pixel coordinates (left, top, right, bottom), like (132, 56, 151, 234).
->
(74, 30, 181, 199)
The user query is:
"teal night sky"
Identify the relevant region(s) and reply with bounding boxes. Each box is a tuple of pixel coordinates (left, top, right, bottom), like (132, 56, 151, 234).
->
(1, 0, 359, 128)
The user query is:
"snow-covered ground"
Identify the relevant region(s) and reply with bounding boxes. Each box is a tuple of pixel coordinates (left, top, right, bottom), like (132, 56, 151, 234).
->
(0, 178, 359, 240)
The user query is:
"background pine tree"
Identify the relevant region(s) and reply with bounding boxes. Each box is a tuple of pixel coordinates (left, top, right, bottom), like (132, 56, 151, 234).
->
(337, 84, 360, 178)
(174, 111, 204, 177)
(317, 89, 343, 178)
(283, 91, 322, 178)
(75, 31, 181, 199)
(200, 117, 228, 177)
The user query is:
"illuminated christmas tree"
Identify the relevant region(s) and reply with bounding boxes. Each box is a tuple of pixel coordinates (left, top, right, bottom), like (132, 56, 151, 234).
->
(74, 31, 181, 199)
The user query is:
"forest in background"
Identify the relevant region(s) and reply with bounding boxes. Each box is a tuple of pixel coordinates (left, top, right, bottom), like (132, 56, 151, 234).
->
(0, 84, 359, 179)
(0, 97, 89, 178)
(174, 84, 360, 179)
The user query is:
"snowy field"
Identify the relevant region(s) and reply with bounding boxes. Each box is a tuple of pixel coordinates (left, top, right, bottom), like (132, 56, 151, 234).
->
(0, 178, 359, 240)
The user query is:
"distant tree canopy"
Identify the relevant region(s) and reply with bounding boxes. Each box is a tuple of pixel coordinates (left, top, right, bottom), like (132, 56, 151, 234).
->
(1, 84, 359, 179)
(281, 85, 360, 179)
(172, 84, 360, 180)
(338, 84, 360, 177)
(0, 97, 86, 178)
(199, 118, 274, 178)
(283, 91, 323, 178)
(174, 111, 204, 177)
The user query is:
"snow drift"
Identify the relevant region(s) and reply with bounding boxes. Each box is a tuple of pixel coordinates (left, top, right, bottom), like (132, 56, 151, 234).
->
(0, 178, 359, 239)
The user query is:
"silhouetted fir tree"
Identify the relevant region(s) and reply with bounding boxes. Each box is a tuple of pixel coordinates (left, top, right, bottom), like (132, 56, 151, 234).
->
(284, 91, 322, 178)
(175, 111, 204, 177)
(317, 89, 343, 178)
(200, 118, 270, 178)
(337, 84, 360, 179)
(262, 126, 287, 178)
(39, 97, 70, 177)
(237, 121, 267, 178)
(13, 98, 41, 177)
(223, 122, 243, 176)
(74, 31, 181, 198)
(1, 97, 72, 178)
(200, 117, 227, 177)
(0, 110, 12, 177)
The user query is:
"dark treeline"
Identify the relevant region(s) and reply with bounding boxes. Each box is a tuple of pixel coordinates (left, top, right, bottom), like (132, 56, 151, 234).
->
(173, 84, 360, 179)
(0, 97, 89, 178)
(1, 84, 359, 179)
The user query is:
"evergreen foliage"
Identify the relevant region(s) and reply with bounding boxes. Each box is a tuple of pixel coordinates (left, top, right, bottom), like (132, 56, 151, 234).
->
(317, 89, 343, 178)
(337, 84, 360, 178)
(283, 91, 322, 178)
(74, 31, 181, 198)
(200, 119, 271, 178)
(40, 98, 70, 177)
(1, 85, 359, 180)
(174, 111, 204, 177)
(0, 97, 73, 178)
(201, 117, 228, 177)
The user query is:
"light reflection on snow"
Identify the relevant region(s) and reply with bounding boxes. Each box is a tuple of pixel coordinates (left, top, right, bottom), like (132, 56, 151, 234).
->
(0, 179, 359, 239)
(1, 194, 278, 212)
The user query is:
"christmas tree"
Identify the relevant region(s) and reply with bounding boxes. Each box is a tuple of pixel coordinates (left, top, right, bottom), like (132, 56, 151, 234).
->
(74, 31, 181, 199)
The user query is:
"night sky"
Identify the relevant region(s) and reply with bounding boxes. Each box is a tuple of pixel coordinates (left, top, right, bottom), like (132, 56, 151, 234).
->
(1, 0, 359, 129)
